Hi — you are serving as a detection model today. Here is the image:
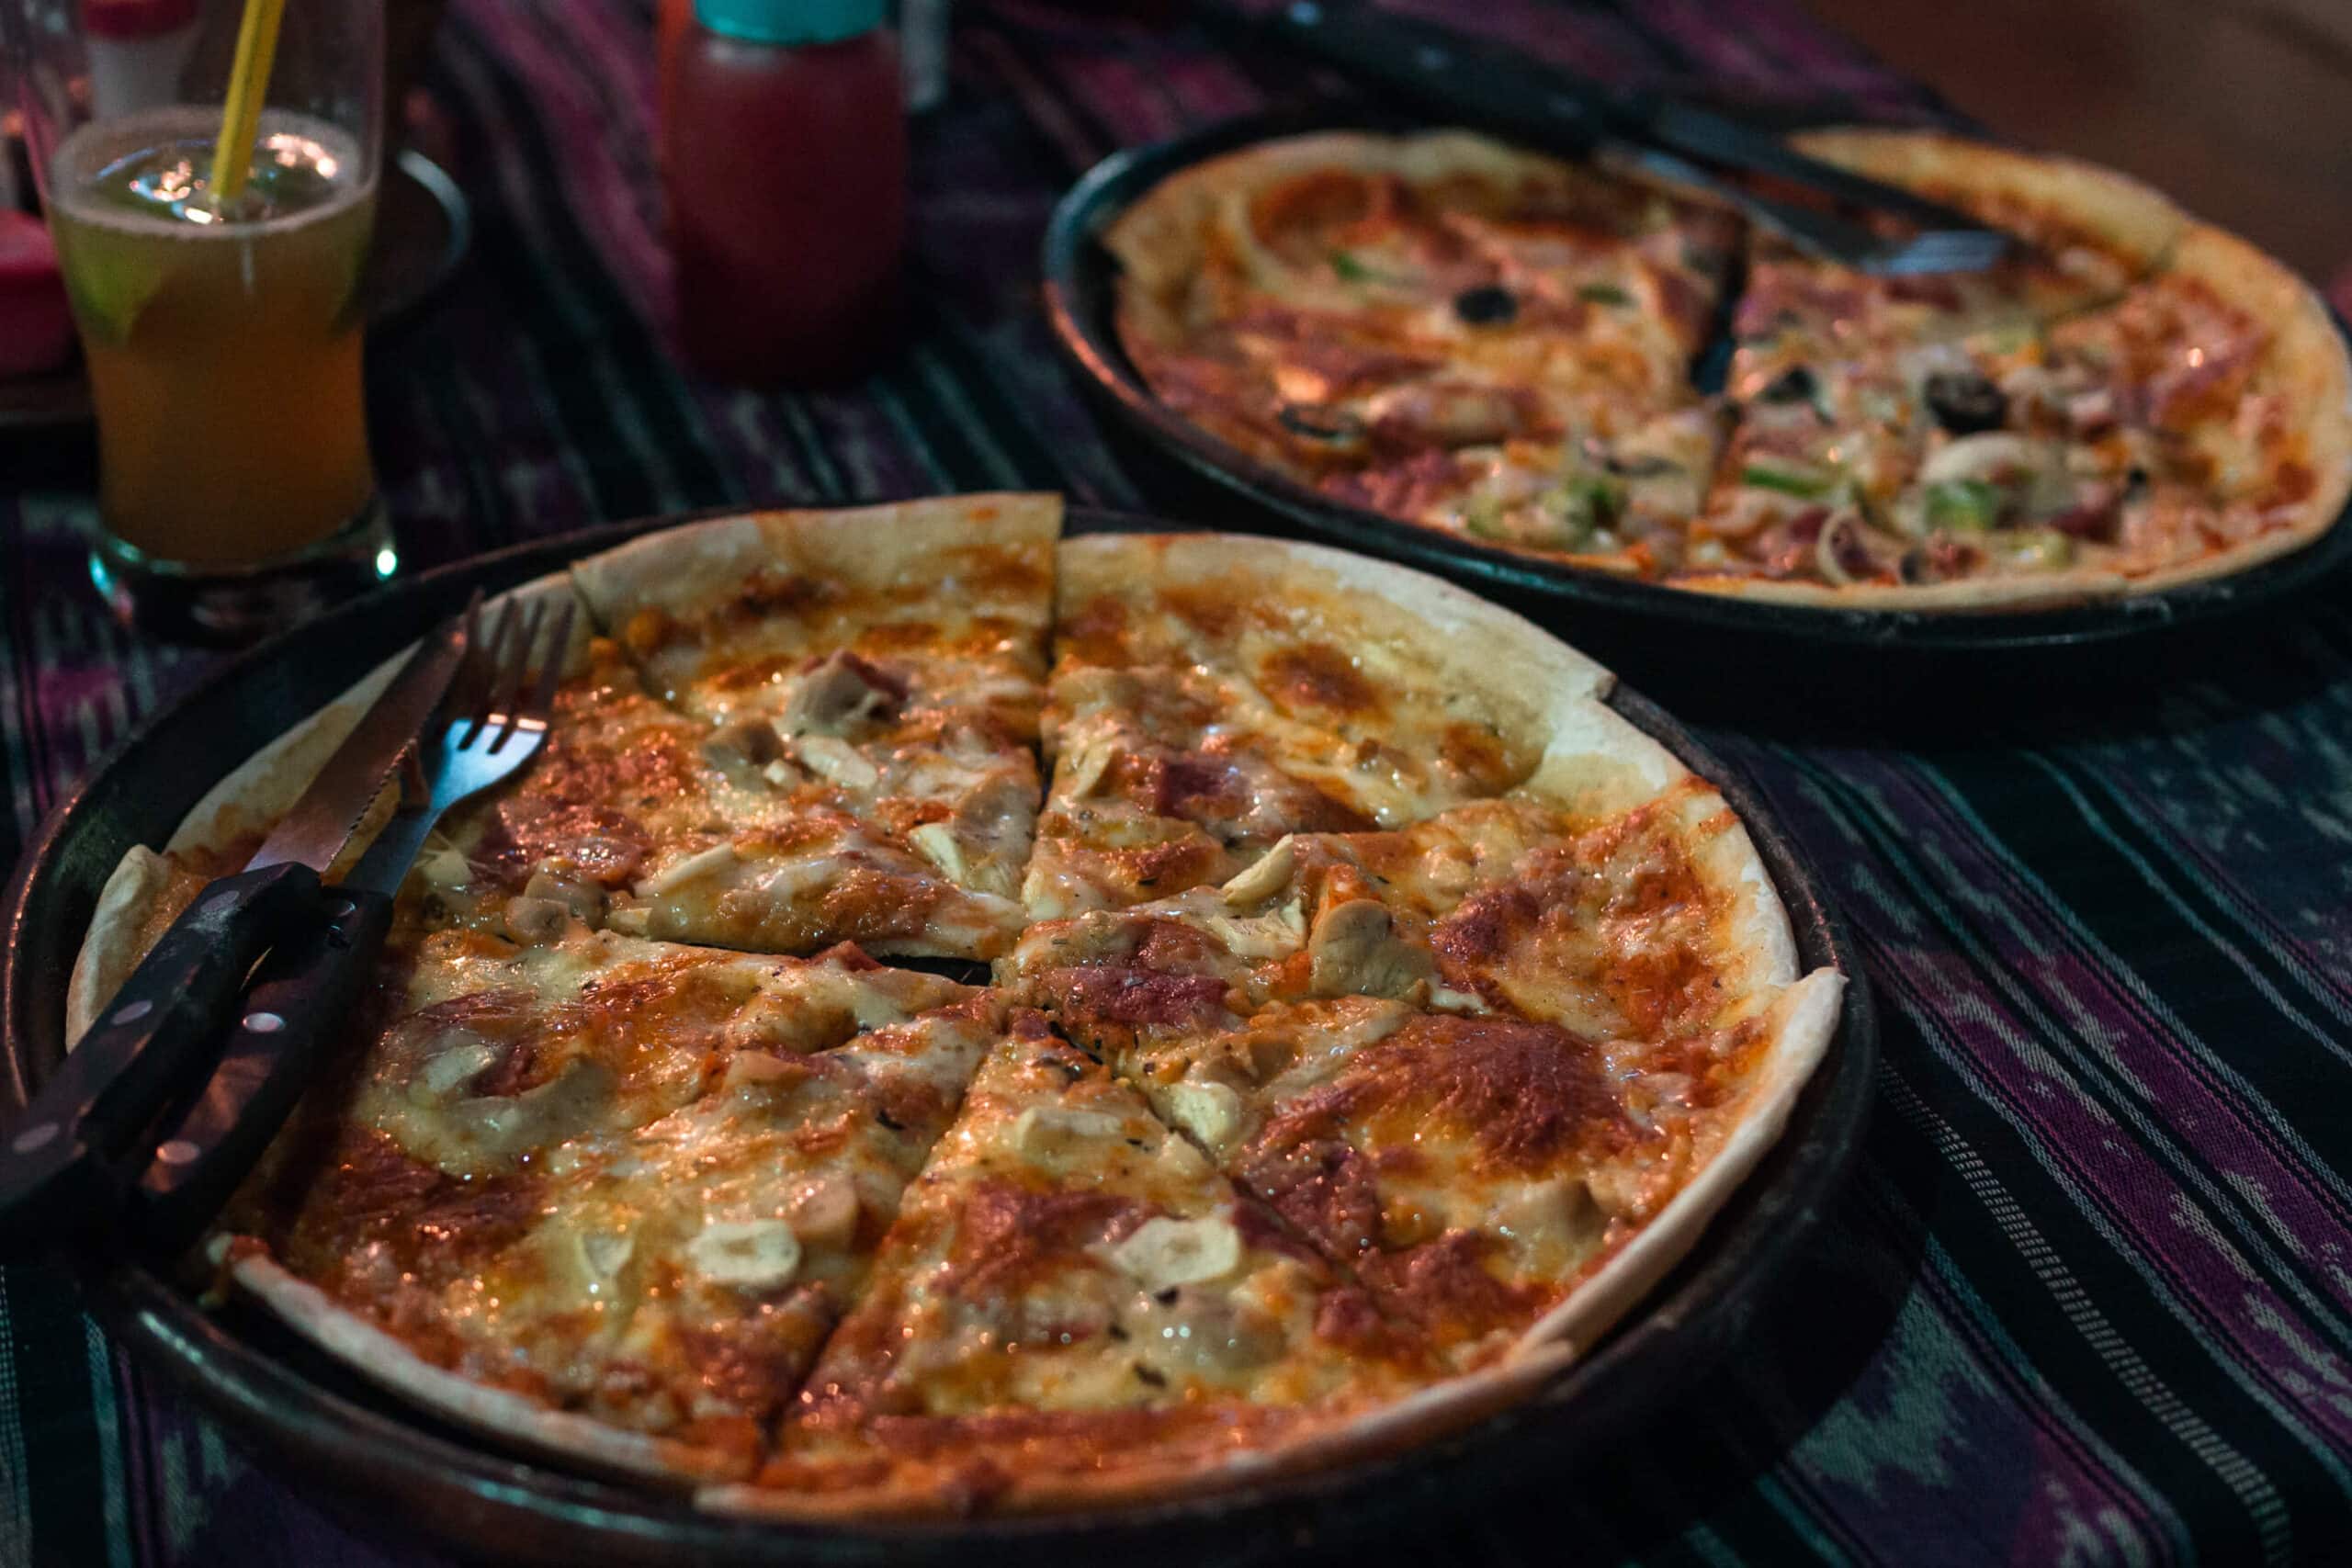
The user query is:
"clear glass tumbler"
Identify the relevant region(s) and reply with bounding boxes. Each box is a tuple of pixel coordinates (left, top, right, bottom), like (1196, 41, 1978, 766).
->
(5, 0, 392, 643)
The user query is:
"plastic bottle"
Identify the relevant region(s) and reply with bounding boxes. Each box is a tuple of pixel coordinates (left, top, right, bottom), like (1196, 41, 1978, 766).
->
(82, 0, 199, 121)
(897, 0, 948, 114)
(665, 0, 908, 385)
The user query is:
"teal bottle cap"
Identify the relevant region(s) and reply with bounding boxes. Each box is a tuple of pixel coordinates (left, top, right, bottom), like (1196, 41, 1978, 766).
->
(693, 0, 884, 45)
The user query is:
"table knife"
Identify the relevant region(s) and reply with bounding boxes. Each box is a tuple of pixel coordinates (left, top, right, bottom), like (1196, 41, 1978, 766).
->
(0, 602, 475, 1258)
(1228, 1, 2014, 274)
(133, 592, 572, 1256)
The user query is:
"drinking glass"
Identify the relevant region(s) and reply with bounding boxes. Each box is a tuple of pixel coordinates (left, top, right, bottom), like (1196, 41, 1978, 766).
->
(5, 0, 392, 643)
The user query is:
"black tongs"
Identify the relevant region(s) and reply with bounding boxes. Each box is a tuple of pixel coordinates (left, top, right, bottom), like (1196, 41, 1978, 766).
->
(1231, 0, 2016, 276)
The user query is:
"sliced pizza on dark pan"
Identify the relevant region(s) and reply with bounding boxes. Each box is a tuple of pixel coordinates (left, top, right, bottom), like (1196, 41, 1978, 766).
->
(1103, 127, 2352, 608)
(62, 497, 1842, 1517)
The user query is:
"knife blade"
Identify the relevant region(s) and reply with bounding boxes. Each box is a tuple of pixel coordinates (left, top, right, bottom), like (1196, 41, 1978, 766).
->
(243, 604, 478, 876)
(0, 602, 476, 1258)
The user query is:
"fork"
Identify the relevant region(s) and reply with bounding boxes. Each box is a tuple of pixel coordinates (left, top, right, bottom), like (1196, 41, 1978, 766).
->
(127, 593, 574, 1254)
(344, 591, 577, 893)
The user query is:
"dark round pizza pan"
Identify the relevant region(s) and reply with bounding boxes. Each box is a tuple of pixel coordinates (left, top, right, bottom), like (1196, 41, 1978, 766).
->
(0, 505, 1877, 1566)
(1040, 107, 2352, 727)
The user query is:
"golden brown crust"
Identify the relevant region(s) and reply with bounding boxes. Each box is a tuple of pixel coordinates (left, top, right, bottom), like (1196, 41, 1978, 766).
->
(568, 493, 1061, 651)
(698, 1343, 1575, 1521)
(1516, 694, 1798, 991)
(1665, 569, 2134, 613)
(221, 1245, 743, 1485)
(1512, 971, 1839, 1356)
(1058, 530, 1612, 725)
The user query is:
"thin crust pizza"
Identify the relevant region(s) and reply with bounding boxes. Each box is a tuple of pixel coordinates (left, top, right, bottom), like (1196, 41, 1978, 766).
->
(1107, 128, 2352, 608)
(65, 500, 1841, 1517)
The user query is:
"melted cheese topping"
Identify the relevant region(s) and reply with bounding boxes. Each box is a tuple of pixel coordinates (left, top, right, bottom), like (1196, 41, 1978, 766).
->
(1136, 996, 1737, 1363)
(1121, 131, 2317, 595)
(1005, 786, 1783, 1369)
(782, 1025, 1418, 1484)
(1116, 133, 1736, 547)
(232, 937, 1005, 1451)
(1702, 253, 2302, 590)
(1026, 586, 1537, 916)
(417, 639, 1033, 961)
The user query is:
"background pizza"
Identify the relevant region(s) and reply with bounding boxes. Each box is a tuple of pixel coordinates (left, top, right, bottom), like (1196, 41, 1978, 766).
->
(1108, 129, 2352, 609)
(66, 497, 1840, 1517)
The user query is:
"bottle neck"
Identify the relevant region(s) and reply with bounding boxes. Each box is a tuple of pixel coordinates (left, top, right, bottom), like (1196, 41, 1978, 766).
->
(691, 0, 884, 47)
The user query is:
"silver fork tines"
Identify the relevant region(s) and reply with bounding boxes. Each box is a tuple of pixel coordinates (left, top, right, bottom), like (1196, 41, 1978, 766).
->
(434, 596, 570, 803)
(481, 602, 542, 755)
(341, 593, 571, 892)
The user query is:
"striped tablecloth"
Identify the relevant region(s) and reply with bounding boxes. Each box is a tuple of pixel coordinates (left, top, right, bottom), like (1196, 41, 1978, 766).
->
(5, 3, 2351, 1562)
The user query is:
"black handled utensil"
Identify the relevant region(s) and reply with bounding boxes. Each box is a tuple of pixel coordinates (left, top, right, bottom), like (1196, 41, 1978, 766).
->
(1237, 0, 2015, 276)
(0, 598, 477, 1258)
(130, 594, 574, 1257)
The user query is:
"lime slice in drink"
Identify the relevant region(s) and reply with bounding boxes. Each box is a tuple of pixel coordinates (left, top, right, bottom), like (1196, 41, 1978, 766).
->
(57, 243, 167, 346)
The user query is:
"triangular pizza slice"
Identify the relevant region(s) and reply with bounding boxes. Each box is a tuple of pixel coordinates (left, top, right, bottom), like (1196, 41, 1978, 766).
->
(1721, 129, 2185, 411)
(407, 585, 1026, 960)
(1687, 221, 2339, 597)
(219, 930, 1006, 1482)
(1023, 533, 1600, 919)
(566, 495, 1058, 945)
(761, 1018, 1427, 1510)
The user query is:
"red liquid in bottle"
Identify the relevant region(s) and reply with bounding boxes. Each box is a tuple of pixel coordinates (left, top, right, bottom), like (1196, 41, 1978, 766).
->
(667, 23, 907, 384)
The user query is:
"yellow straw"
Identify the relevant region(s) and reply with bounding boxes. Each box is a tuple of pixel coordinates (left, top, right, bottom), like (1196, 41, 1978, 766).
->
(209, 0, 291, 207)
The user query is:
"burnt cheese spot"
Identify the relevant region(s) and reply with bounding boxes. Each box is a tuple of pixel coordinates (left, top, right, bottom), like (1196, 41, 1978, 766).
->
(1257, 641, 1380, 717)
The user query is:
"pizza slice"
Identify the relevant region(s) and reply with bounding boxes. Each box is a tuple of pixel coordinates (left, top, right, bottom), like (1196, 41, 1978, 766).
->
(1131, 975, 1834, 1371)
(2026, 230, 2340, 583)
(1012, 815, 1838, 1371)
(1015, 737, 1804, 1056)
(756, 1017, 1427, 1511)
(1010, 705, 1842, 1368)
(1024, 533, 1601, 918)
(406, 580, 1028, 960)
(562, 496, 1060, 950)
(220, 928, 1005, 1482)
